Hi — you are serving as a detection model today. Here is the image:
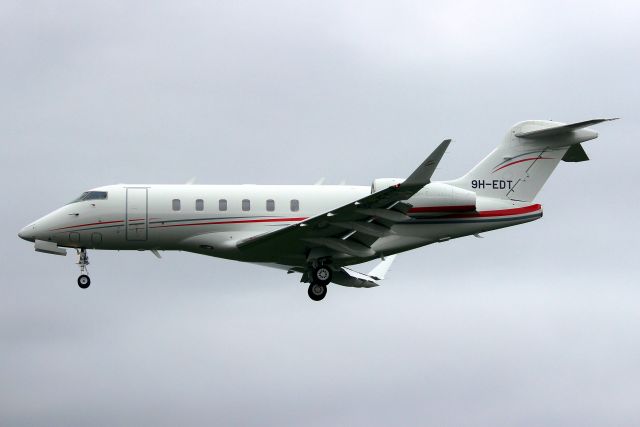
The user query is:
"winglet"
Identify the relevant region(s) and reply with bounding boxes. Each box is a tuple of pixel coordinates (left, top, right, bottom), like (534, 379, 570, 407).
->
(368, 255, 397, 280)
(334, 254, 397, 288)
(402, 139, 451, 188)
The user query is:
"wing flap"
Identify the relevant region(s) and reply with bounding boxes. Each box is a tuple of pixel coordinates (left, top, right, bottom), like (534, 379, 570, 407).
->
(356, 208, 411, 222)
(332, 221, 394, 238)
(302, 237, 375, 258)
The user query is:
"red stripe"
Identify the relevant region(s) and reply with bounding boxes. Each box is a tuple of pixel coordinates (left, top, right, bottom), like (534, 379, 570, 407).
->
(128, 218, 146, 221)
(150, 217, 308, 229)
(52, 219, 124, 231)
(445, 204, 542, 219)
(493, 157, 553, 173)
(409, 205, 476, 213)
(51, 205, 541, 232)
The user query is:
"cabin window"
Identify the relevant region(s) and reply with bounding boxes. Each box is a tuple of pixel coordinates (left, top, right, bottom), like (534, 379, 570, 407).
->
(195, 199, 204, 211)
(219, 199, 227, 211)
(266, 199, 275, 212)
(172, 199, 181, 211)
(242, 199, 251, 211)
(290, 199, 300, 212)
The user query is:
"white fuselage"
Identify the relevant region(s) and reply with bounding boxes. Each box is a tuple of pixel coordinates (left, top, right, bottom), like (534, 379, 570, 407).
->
(17, 118, 613, 300)
(19, 183, 541, 269)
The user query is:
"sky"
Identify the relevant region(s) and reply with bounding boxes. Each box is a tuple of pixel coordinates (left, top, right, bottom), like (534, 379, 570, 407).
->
(1, 0, 639, 425)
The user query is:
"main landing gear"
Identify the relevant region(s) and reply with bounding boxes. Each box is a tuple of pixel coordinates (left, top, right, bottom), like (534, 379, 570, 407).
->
(313, 265, 332, 286)
(76, 248, 91, 289)
(307, 265, 332, 301)
(308, 282, 327, 301)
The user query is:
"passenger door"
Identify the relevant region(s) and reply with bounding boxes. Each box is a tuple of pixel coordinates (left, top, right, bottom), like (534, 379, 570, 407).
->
(126, 188, 148, 241)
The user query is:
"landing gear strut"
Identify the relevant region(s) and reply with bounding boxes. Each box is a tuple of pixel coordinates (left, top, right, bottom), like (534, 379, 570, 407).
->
(76, 248, 91, 289)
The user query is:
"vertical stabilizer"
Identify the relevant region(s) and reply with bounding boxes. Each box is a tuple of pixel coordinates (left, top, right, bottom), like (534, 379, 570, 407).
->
(447, 119, 615, 202)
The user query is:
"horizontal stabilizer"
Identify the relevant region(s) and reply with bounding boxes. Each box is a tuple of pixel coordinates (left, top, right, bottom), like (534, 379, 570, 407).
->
(562, 143, 590, 162)
(515, 118, 618, 139)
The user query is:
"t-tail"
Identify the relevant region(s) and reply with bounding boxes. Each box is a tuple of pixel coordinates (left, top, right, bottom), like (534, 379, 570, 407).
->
(447, 118, 618, 202)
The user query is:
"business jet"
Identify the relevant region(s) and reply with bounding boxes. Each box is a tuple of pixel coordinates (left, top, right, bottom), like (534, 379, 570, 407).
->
(18, 118, 615, 301)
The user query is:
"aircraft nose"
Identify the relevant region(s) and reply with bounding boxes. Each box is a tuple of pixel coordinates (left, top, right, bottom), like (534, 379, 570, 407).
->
(18, 223, 36, 242)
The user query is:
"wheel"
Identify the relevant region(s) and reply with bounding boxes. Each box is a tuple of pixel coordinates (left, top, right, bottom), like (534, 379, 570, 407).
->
(77, 274, 91, 289)
(308, 283, 327, 301)
(313, 266, 332, 286)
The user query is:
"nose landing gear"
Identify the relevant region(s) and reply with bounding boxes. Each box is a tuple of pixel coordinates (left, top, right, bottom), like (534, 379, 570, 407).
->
(76, 248, 91, 289)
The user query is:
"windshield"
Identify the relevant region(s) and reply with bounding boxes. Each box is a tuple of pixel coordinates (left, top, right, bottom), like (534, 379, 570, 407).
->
(68, 191, 108, 204)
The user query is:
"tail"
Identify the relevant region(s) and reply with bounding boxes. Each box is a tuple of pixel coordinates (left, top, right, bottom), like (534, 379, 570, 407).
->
(447, 118, 617, 202)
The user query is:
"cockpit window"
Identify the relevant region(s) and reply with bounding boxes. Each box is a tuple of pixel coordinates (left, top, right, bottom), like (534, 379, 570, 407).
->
(68, 191, 108, 204)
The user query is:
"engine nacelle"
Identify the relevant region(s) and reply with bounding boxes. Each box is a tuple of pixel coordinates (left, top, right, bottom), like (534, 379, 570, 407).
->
(371, 178, 476, 214)
(371, 178, 404, 193)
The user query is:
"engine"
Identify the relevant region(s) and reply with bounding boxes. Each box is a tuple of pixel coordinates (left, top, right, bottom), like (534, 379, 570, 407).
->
(370, 178, 405, 193)
(371, 178, 476, 214)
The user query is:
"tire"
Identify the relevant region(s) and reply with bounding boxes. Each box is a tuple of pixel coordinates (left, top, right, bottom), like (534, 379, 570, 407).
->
(313, 266, 332, 286)
(77, 274, 91, 289)
(308, 283, 327, 301)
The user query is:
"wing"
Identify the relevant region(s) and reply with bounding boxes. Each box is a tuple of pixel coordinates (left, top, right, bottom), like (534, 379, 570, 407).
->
(237, 140, 451, 263)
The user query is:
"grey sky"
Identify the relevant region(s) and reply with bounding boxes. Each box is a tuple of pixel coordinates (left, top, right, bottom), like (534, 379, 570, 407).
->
(1, 1, 639, 425)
